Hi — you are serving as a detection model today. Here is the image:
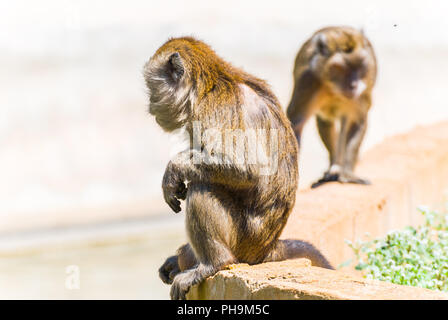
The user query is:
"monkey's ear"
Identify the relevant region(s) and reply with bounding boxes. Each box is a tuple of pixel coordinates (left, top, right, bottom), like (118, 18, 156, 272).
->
(167, 52, 185, 82)
(315, 34, 329, 56)
(359, 28, 370, 47)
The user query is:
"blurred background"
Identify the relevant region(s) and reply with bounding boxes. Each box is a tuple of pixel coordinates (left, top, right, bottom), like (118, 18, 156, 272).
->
(1, 0, 448, 299)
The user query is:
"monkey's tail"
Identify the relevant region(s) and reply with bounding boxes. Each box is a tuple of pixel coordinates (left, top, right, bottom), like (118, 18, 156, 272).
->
(265, 239, 334, 270)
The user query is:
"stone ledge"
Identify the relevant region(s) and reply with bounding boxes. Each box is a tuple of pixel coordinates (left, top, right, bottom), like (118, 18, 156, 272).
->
(187, 259, 448, 300)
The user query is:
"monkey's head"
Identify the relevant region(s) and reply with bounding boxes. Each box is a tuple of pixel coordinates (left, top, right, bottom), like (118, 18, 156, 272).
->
(310, 27, 374, 99)
(144, 37, 228, 132)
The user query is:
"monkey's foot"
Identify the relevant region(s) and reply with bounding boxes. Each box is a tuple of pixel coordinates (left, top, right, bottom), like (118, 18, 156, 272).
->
(311, 171, 370, 188)
(337, 172, 371, 185)
(159, 255, 180, 285)
(170, 264, 217, 300)
(170, 269, 198, 300)
(311, 171, 340, 188)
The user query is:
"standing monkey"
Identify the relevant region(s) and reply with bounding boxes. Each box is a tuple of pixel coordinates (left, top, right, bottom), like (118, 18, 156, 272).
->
(144, 37, 332, 300)
(287, 26, 377, 188)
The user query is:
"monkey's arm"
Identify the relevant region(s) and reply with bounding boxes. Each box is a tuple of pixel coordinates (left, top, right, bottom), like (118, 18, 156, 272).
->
(162, 149, 258, 213)
(172, 148, 258, 181)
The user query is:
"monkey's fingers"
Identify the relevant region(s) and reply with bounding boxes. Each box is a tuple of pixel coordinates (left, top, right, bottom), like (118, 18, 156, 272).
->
(159, 266, 173, 284)
(165, 196, 182, 213)
(170, 282, 187, 300)
(176, 183, 187, 200)
(169, 269, 180, 283)
(159, 255, 180, 284)
(310, 180, 325, 188)
(311, 173, 339, 188)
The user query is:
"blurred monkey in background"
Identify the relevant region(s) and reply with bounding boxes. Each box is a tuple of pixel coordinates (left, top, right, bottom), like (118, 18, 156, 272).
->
(287, 26, 377, 188)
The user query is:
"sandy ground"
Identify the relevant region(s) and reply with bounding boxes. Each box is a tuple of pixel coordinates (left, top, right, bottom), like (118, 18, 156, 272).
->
(1, 0, 448, 299)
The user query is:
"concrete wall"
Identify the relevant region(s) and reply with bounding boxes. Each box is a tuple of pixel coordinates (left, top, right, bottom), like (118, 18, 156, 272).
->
(188, 121, 448, 299)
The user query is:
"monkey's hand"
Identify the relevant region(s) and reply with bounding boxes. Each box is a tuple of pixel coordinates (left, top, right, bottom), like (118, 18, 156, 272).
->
(159, 255, 181, 284)
(162, 161, 187, 213)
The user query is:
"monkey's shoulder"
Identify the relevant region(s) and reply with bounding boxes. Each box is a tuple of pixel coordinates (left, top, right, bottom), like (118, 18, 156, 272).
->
(238, 84, 286, 130)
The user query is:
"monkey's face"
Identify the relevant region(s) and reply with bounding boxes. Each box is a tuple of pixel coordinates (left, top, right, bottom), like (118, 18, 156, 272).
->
(143, 42, 193, 132)
(312, 29, 372, 99)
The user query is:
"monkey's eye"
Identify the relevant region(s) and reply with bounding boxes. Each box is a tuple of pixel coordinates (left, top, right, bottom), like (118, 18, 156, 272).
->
(343, 46, 354, 53)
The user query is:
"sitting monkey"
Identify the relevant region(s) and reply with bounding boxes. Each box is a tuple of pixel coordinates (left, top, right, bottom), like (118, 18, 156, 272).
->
(144, 37, 333, 300)
(287, 26, 377, 188)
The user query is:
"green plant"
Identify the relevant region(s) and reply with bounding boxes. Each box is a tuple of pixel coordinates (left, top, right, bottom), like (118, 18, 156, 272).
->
(343, 206, 448, 292)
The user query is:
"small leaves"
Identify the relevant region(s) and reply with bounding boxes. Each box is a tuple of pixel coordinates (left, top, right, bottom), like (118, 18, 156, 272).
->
(346, 206, 448, 292)
(337, 259, 353, 269)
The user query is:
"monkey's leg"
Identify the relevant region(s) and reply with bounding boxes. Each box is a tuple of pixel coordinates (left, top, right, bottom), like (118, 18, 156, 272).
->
(286, 70, 320, 148)
(335, 115, 348, 170)
(264, 239, 333, 269)
(290, 115, 308, 148)
(158, 243, 197, 284)
(170, 240, 235, 300)
(287, 94, 311, 148)
(170, 186, 236, 300)
(339, 118, 370, 184)
(311, 116, 340, 188)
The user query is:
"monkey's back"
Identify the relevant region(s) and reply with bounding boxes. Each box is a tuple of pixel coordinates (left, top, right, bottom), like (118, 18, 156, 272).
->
(221, 79, 300, 263)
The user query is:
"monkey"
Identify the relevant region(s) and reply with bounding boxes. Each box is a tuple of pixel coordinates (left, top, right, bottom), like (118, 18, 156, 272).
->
(286, 26, 377, 188)
(143, 37, 333, 300)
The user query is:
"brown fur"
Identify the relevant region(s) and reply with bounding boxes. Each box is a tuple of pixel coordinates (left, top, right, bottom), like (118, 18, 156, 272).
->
(144, 37, 333, 300)
(287, 26, 377, 187)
